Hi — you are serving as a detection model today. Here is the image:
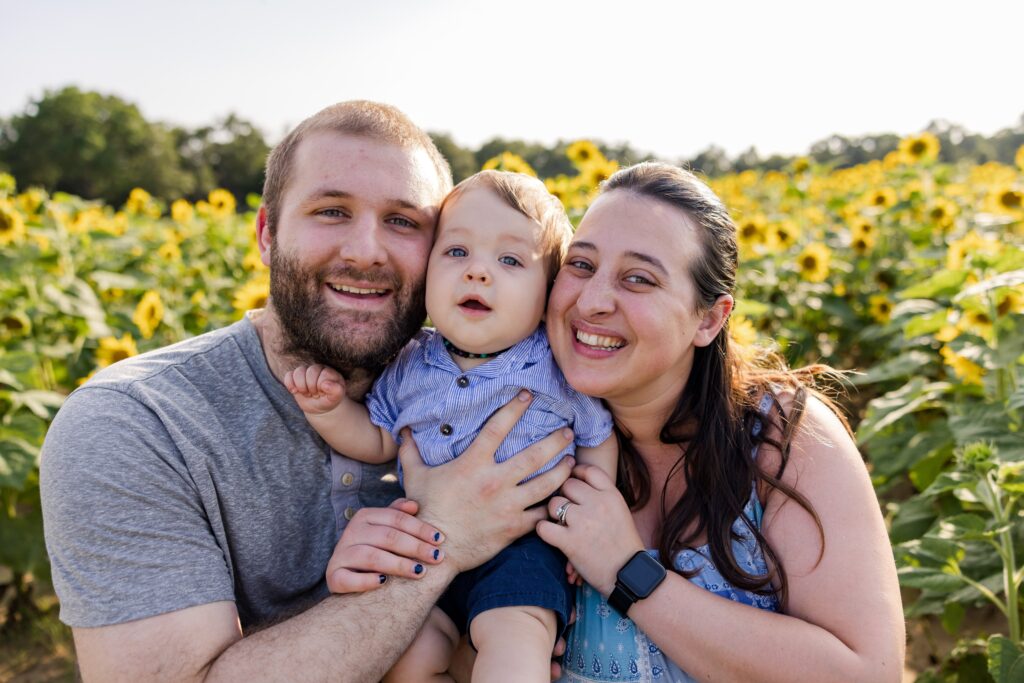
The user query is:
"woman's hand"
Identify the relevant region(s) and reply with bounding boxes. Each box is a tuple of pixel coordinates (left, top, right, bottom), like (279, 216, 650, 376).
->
(324, 498, 445, 593)
(537, 463, 644, 596)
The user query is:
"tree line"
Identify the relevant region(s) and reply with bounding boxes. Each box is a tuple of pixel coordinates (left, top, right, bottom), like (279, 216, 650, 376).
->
(2, 86, 1022, 207)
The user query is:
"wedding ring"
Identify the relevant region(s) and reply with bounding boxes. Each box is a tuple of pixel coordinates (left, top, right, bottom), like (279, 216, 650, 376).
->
(556, 500, 572, 526)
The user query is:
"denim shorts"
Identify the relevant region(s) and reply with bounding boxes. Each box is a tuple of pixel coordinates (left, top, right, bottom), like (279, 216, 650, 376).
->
(437, 532, 574, 645)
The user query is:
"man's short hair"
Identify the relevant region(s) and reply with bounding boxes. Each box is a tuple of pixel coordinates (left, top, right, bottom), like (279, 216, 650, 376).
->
(263, 100, 454, 233)
(441, 170, 573, 284)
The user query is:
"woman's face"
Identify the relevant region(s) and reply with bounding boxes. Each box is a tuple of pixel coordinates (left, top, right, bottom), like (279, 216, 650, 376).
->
(548, 190, 728, 409)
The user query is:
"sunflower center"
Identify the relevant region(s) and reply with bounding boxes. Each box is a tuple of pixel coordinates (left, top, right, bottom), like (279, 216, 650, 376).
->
(802, 255, 818, 269)
(910, 141, 927, 155)
(1001, 191, 1022, 209)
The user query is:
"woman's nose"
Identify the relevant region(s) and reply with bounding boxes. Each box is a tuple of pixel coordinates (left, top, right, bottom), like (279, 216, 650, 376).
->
(575, 275, 614, 317)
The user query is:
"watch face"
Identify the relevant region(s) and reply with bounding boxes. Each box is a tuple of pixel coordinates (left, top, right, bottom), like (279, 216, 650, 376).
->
(622, 552, 666, 596)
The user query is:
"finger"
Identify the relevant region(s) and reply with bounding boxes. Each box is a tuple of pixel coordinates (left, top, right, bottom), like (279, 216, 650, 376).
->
(535, 519, 568, 552)
(363, 524, 445, 565)
(547, 495, 571, 521)
(388, 497, 419, 516)
(571, 463, 615, 491)
(560, 476, 597, 504)
(462, 390, 534, 465)
(515, 449, 574, 508)
(553, 636, 566, 657)
(397, 427, 429, 483)
(326, 567, 389, 594)
(304, 365, 323, 394)
(283, 370, 296, 393)
(334, 544, 431, 579)
(360, 506, 444, 545)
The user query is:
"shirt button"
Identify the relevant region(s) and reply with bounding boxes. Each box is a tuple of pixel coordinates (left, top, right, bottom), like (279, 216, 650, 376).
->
(439, 423, 453, 436)
(341, 472, 354, 486)
(343, 507, 355, 521)
(456, 376, 469, 388)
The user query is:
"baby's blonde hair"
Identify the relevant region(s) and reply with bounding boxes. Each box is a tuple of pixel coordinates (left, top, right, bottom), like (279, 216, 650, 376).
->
(440, 170, 573, 283)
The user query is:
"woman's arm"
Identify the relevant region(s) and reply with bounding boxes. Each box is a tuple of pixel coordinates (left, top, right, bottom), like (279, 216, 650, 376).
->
(539, 396, 905, 683)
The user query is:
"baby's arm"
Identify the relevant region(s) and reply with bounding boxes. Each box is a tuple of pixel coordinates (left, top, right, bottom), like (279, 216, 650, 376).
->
(284, 364, 398, 463)
(575, 434, 617, 482)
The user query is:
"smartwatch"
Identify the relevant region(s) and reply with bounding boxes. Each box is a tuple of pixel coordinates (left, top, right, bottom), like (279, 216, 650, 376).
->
(608, 550, 667, 616)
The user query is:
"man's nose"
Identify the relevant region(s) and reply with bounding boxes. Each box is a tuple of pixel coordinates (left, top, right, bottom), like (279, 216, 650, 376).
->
(337, 216, 387, 268)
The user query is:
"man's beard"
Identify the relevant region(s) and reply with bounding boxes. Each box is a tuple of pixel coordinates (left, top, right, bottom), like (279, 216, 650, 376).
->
(269, 246, 426, 377)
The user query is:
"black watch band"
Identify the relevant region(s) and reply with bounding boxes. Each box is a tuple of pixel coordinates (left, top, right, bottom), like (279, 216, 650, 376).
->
(607, 550, 667, 616)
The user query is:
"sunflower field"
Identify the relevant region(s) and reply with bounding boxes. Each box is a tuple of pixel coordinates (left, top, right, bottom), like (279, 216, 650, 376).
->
(2, 137, 1024, 681)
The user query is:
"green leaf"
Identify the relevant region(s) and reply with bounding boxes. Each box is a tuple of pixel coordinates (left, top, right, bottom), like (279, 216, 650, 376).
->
(0, 437, 40, 489)
(898, 269, 969, 300)
(890, 496, 939, 544)
(904, 308, 950, 339)
(1009, 386, 1024, 413)
(910, 448, 954, 491)
(88, 270, 140, 291)
(0, 368, 24, 390)
(8, 389, 66, 420)
(955, 269, 1024, 303)
(733, 299, 770, 318)
(936, 514, 991, 541)
(850, 350, 933, 386)
(941, 601, 965, 636)
(987, 635, 1024, 683)
(857, 379, 952, 445)
(898, 566, 963, 591)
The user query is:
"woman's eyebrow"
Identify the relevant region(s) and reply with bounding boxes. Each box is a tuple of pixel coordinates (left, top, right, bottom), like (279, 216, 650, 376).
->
(570, 240, 667, 274)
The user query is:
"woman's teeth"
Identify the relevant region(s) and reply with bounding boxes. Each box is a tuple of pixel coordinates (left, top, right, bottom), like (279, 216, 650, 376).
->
(328, 284, 387, 295)
(576, 330, 624, 350)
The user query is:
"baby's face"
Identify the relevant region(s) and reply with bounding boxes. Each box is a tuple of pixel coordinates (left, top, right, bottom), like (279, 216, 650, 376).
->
(426, 188, 548, 354)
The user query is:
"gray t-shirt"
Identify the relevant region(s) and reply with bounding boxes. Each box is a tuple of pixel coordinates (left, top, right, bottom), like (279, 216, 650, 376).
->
(40, 314, 402, 629)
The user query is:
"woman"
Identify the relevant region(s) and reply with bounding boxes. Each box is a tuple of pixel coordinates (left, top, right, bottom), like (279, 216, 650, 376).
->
(536, 163, 905, 682)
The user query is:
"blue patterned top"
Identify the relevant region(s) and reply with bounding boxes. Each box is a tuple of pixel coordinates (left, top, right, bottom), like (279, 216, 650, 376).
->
(365, 325, 612, 481)
(558, 393, 779, 683)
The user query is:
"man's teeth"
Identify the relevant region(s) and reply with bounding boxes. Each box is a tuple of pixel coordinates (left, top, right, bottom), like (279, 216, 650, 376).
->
(328, 284, 387, 295)
(576, 331, 624, 350)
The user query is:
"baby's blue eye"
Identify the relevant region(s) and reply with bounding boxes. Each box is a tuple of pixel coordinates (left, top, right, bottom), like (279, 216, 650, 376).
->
(446, 247, 468, 257)
(499, 255, 522, 267)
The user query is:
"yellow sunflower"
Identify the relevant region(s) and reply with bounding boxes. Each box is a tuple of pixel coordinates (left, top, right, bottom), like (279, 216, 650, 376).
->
(566, 140, 603, 167)
(766, 220, 800, 251)
(96, 333, 139, 367)
(1016, 144, 1024, 172)
(208, 189, 237, 217)
(125, 187, 157, 216)
(171, 199, 195, 224)
(790, 157, 810, 174)
(946, 231, 1001, 270)
(997, 289, 1024, 316)
(957, 308, 994, 340)
(796, 243, 831, 283)
(926, 198, 958, 228)
(898, 132, 940, 164)
(939, 346, 984, 386)
(0, 201, 27, 246)
(736, 214, 767, 250)
(133, 291, 165, 339)
(16, 188, 46, 218)
(580, 158, 619, 191)
(0, 172, 15, 195)
(864, 187, 897, 210)
(233, 277, 270, 313)
(158, 241, 182, 262)
(0, 311, 31, 339)
(868, 295, 893, 324)
(987, 186, 1024, 215)
(481, 152, 537, 177)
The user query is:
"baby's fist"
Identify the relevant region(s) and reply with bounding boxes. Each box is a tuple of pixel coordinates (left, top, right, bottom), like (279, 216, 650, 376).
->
(284, 364, 345, 414)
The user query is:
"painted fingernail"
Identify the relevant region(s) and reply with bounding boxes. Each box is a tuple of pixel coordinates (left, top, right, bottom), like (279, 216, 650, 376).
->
(433, 548, 440, 560)
(379, 575, 387, 584)
(518, 389, 532, 401)
(433, 531, 442, 542)
(414, 564, 424, 575)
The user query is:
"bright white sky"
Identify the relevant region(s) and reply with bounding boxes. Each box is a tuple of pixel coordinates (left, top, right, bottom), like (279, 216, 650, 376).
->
(3, 0, 1021, 160)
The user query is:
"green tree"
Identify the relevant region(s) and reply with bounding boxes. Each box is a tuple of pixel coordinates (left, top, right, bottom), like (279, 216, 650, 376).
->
(0, 86, 193, 204)
(176, 114, 270, 201)
(429, 132, 477, 183)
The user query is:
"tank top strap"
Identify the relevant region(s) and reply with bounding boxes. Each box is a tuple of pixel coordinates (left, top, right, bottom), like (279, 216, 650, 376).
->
(748, 390, 776, 528)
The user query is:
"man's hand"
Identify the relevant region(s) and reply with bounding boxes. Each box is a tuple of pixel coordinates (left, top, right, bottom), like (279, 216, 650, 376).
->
(284, 364, 346, 415)
(326, 498, 445, 593)
(398, 390, 575, 574)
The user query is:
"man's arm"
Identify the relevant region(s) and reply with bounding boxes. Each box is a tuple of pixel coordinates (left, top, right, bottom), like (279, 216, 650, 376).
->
(70, 391, 574, 682)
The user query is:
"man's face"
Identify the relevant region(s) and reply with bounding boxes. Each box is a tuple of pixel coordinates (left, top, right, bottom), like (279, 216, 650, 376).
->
(260, 132, 443, 375)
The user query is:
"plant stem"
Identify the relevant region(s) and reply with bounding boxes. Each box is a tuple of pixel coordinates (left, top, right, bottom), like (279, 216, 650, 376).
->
(990, 470, 1021, 643)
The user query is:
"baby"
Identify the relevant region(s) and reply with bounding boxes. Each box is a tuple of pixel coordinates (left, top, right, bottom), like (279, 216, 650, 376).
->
(286, 170, 616, 681)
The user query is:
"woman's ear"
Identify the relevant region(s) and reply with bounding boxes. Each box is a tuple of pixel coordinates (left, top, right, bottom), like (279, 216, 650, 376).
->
(693, 294, 734, 348)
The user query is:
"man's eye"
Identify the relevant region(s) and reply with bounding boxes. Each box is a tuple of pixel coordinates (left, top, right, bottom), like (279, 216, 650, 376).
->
(387, 216, 416, 228)
(318, 208, 347, 218)
(499, 255, 522, 267)
(445, 247, 468, 257)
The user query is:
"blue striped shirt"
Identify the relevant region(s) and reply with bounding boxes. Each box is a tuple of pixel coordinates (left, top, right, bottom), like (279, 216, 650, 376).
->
(365, 325, 612, 479)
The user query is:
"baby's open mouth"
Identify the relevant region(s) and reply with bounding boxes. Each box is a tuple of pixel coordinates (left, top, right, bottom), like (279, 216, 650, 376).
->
(459, 296, 491, 311)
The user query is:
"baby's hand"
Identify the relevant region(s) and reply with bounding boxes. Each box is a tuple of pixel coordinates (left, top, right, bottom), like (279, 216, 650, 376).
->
(284, 364, 346, 415)
(566, 560, 583, 587)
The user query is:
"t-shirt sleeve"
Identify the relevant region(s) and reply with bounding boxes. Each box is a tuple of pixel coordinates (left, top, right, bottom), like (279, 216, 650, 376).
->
(566, 387, 614, 448)
(40, 386, 235, 627)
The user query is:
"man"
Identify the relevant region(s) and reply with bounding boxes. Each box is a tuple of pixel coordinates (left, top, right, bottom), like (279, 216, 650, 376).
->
(40, 101, 573, 681)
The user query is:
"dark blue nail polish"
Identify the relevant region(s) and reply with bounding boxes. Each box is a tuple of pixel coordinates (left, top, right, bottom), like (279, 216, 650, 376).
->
(414, 564, 424, 575)
(379, 575, 387, 584)
(433, 532, 441, 542)
(433, 548, 440, 560)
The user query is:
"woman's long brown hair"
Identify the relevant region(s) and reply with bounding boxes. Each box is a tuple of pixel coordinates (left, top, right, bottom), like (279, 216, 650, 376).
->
(603, 163, 851, 607)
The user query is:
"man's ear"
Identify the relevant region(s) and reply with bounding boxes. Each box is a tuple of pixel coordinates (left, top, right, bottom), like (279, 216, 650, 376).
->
(256, 206, 272, 267)
(693, 294, 734, 348)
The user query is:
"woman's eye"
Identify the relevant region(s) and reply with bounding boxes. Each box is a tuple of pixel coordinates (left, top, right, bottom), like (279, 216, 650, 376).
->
(625, 274, 655, 286)
(445, 247, 468, 257)
(499, 255, 522, 267)
(567, 259, 594, 272)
